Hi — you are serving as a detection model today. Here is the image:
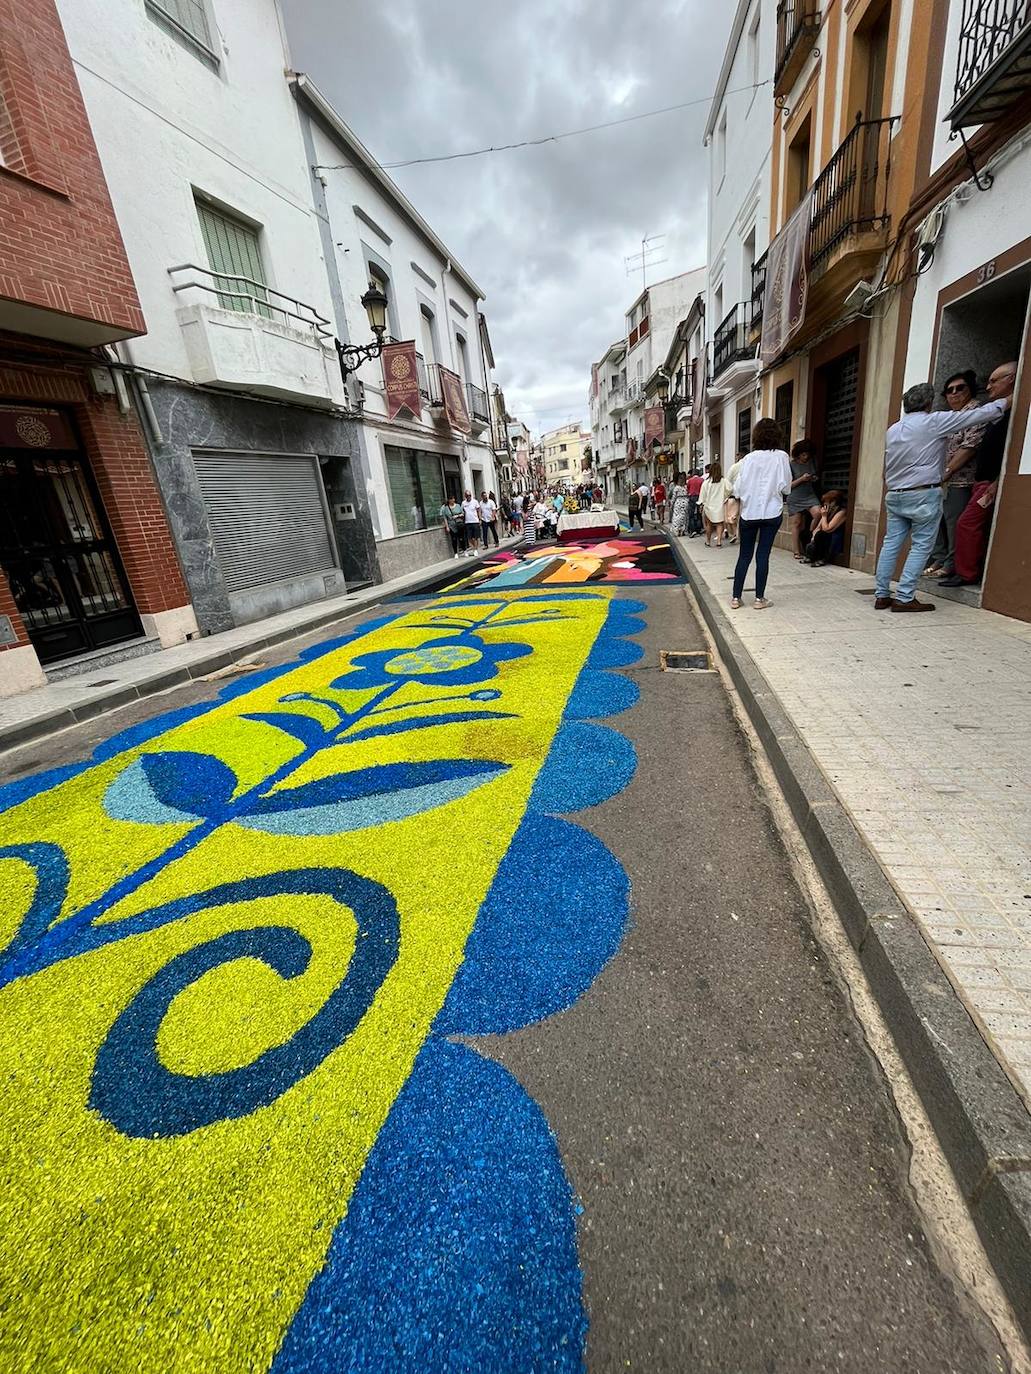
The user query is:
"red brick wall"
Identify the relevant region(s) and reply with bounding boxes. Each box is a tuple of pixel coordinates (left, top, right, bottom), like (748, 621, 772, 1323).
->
(0, 0, 144, 336)
(0, 351, 189, 619)
(0, 568, 30, 652)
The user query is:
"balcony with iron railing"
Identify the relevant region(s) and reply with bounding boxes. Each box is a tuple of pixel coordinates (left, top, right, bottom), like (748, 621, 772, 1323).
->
(949, 0, 1031, 129)
(775, 0, 821, 95)
(809, 114, 898, 281)
(169, 263, 343, 407)
(712, 303, 755, 381)
(750, 252, 768, 335)
(466, 381, 489, 422)
(416, 353, 444, 407)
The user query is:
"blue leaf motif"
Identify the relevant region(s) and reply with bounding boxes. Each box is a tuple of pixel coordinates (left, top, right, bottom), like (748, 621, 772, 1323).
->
(238, 760, 510, 836)
(104, 751, 239, 825)
(241, 711, 330, 748)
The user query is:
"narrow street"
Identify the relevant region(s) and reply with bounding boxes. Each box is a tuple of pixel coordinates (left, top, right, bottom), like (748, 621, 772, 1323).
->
(0, 575, 1014, 1371)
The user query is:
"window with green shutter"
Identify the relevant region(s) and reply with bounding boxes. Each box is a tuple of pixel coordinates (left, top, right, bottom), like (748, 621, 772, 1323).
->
(195, 200, 271, 318)
(384, 447, 447, 536)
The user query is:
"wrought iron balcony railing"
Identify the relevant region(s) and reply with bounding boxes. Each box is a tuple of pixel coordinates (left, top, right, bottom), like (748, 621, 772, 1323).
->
(466, 381, 489, 422)
(750, 251, 769, 332)
(168, 264, 333, 337)
(712, 303, 754, 380)
(415, 353, 443, 406)
(809, 114, 899, 279)
(949, 0, 1031, 129)
(775, 0, 821, 94)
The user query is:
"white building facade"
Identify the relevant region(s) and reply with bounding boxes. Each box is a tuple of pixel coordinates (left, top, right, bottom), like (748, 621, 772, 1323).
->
(294, 77, 501, 582)
(59, 0, 505, 635)
(60, 0, 374, 634)
(613, 269, 705, 491)
(702, 0, 776, 469)
(589, 341, 628, 498)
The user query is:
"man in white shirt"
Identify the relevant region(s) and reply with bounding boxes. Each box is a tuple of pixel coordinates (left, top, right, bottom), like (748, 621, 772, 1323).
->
(478, 491, 499, 547)
(461, 490, 482, 557)
(874, 381, 1009, 611)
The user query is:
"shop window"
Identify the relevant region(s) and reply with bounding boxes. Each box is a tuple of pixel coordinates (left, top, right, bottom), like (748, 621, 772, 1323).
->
(384, 447, 446, 535)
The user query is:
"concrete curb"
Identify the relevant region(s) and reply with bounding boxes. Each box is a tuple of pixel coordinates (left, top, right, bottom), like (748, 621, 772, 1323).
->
(679, 540, 1031, 1338)
(0, 548, 505, 757)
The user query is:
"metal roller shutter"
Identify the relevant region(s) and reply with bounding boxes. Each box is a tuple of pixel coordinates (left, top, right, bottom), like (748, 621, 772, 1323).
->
(193, 452, 336, 593)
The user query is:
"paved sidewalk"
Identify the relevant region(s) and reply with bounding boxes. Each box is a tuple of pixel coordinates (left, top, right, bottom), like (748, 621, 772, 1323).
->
(0, 543, 514, 751)
(683, 538, 1031, 1106)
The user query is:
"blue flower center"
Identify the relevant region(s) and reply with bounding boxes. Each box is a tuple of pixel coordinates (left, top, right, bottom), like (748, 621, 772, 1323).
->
(385, 645, 483, 676)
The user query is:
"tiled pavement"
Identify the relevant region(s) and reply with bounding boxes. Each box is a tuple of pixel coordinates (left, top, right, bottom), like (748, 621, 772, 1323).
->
(684, 538, 1031, 1105)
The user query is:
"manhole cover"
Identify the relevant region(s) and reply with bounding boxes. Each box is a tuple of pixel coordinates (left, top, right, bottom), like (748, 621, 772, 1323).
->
(660, 650, 714, 673)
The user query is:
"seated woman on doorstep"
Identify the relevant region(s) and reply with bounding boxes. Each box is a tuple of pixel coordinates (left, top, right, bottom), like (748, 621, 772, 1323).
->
(804, 490, 848, 565)
(787, 439, 822, 560)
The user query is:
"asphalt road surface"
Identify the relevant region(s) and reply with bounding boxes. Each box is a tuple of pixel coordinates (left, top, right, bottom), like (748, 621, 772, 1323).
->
(0, 582, 1010, 1373)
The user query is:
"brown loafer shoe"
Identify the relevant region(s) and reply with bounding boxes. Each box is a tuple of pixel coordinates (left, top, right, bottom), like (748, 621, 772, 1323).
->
(874, 596, 894, 610)
(891, 598, 936, 613)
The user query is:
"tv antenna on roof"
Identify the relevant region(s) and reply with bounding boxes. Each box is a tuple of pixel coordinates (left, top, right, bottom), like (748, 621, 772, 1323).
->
(625, 234, 668, 288)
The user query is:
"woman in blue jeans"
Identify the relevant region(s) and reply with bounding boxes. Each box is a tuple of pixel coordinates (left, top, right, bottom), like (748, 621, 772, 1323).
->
(730, 418, 793, 609)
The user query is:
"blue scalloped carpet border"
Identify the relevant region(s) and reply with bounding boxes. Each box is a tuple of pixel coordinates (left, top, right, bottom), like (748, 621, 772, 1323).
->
(277, 593, 645, 1372)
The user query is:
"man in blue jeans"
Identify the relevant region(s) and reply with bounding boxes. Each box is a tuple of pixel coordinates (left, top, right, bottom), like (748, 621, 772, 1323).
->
(875, 382, 1010, 612)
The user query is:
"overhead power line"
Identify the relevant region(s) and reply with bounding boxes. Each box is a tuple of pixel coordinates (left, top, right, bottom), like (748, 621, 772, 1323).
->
(317, 80, 771, 172)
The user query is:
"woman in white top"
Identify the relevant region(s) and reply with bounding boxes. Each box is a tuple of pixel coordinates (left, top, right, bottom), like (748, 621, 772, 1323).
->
(730, 418, 793, 610)
(699, 461, 729, 547)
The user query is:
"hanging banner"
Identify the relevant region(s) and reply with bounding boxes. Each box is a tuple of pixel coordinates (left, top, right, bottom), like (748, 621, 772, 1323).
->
(760, 190, 812, 366)
(381, 341, 421, 420)
(438, 366, 471, 435)
(644, 405, 665, 448)
(691, 357, 702, 425)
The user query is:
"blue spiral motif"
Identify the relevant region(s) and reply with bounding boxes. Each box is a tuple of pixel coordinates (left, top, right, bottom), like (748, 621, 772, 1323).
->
(89, 868, 400, 1138)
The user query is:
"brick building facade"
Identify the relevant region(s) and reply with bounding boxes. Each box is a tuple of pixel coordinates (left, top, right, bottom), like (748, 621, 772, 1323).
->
(0, 0, 194, 696)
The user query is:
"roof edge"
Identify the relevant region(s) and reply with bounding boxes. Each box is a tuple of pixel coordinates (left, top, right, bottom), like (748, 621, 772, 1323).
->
(291, 73, 485, 301)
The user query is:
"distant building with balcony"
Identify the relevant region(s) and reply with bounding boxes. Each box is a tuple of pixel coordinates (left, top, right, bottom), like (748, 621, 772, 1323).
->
(290, 74, 503, 581)
(703, 0, 777, 470)
(618, 269, 705, 490)
(0, 0, 196, 696)
(541, 422, 584, 488)
(589, 340, 628, 496)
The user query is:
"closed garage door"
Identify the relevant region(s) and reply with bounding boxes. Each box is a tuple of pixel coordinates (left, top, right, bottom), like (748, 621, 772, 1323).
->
(193, 452, 336, 592)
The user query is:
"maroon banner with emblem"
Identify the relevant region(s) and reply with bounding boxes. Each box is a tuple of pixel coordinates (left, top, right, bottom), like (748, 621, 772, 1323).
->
(644, 405, 665, 447)
(761, 191, 812, 366)
(381, 341, 421, 420)
(438, 366, 471, 435)
(0, 406, 78, 450)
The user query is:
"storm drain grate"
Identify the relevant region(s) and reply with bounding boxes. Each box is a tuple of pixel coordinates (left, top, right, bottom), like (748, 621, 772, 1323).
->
(660, 650, 715, 673)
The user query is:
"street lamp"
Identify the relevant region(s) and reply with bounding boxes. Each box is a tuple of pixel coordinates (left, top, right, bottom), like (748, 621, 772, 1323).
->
(336, 285, 389, 383)
(656, 373, 670, 402)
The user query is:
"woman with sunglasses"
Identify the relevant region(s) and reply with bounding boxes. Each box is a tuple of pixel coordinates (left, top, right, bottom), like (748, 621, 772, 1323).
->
(923, 370, 987, 578)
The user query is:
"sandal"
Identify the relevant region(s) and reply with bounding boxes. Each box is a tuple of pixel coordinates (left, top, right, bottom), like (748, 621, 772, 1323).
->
(730, 597, 742, 609)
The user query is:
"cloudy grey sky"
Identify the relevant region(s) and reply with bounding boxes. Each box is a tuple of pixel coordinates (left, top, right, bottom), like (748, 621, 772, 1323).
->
(281, 0, 733, 437)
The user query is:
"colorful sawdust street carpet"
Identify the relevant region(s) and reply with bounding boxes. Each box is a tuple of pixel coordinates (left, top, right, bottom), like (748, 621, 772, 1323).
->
(403, 532, 683, 598)
(0, 588, 646, 1371)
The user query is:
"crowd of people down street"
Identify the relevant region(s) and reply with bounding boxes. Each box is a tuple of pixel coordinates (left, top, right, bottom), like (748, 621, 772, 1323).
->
(634, 358, 1015, 613)
(440, 483, 606, 557)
